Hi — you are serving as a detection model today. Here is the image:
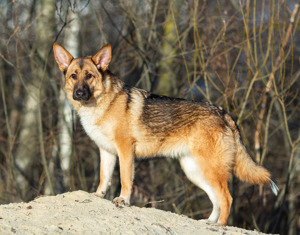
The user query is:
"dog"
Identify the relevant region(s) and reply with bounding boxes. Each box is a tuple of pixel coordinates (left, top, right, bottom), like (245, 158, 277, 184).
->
(53, 42, 278, 225)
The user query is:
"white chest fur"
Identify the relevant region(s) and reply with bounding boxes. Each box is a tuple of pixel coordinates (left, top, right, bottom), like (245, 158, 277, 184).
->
(78, 107, 117, 155)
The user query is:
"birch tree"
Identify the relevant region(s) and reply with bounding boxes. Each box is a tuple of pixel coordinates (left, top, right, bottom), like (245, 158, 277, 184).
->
(59, 10, 80, 189)
(15, 0, 56, 199)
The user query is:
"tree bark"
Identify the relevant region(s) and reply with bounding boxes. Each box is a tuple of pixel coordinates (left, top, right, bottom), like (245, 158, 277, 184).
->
(59, 10, 80, 189)
(15, 0, 56, 199)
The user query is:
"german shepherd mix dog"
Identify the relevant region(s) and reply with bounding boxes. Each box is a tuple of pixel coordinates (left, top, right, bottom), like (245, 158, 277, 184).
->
(53, 43, 278, 225)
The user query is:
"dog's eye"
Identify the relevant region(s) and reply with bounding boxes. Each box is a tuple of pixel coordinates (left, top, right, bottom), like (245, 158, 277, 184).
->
(86, 74, 93, 80)
(71, 74, 77, 80)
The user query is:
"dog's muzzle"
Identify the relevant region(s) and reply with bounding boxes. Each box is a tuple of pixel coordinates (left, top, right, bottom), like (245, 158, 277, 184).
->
(73, 83, 92, 101)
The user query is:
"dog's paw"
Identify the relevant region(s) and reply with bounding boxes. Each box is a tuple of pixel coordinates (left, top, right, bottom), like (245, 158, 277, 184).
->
(200, 219, 217, 225)
(113, 197, 129, 207)
(200, 219, 224, 226)
(93, 191, 105, 198)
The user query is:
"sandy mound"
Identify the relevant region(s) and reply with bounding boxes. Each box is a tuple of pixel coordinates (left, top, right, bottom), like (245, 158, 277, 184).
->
(0, 190, 271, 235)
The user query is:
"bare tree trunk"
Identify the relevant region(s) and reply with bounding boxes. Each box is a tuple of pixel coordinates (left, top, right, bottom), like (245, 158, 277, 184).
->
(15, 84, 39, 199)
(157, 8, 177, 96)
(59, 11, 80, 189)
(15, 0, 56, 199)
(156, 0, 186, 98)
(288, 133, 300, 235)
(36, 0, 56, 196)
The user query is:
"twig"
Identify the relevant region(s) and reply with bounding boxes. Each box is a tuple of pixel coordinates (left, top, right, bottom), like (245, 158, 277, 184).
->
(254, 3, 299, 163)
(170, 3, 193, 100)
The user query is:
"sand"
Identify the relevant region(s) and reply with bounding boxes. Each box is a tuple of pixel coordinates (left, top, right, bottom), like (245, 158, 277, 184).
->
(0, 190, 273, 235)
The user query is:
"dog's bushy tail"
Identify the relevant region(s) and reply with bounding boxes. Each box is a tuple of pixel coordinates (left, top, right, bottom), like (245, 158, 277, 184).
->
(225, 114, 279, 195)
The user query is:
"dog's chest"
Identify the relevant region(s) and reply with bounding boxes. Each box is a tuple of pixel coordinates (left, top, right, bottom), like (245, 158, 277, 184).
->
(78, 109, 117, 154)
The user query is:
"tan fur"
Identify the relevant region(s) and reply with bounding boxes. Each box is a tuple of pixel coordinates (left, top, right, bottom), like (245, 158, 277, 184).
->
(53, 42, 278, 226)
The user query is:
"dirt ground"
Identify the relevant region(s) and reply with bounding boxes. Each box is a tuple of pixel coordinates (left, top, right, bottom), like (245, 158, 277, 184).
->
(0, 190, 274, 235)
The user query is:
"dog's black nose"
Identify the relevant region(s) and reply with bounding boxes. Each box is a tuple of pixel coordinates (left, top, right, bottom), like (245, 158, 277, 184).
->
(73, 87, 91, 101)
(73, 82, 92, 101)
(76, 89, 86, 97)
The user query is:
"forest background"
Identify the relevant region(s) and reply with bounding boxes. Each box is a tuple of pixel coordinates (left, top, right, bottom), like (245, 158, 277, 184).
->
(0, 0, 299, 234)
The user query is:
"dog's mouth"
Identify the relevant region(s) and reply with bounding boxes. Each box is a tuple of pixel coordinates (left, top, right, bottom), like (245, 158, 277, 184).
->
(73, 83, 92, 102)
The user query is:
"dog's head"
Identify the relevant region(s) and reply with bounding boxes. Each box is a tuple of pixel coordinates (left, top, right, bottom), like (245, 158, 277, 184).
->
(53, 43, 111, 102)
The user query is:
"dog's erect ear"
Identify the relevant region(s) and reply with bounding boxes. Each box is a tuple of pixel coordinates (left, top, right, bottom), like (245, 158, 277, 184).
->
(92, 44, 111, 71)
(53, 42, 73, 73)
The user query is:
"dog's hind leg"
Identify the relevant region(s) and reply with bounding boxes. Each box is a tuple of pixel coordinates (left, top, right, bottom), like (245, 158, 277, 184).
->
(180, 153, 233, 225)
(95, 148, 117, 197)
(180, 155, 220, 223)
(212, 178, 232, 225)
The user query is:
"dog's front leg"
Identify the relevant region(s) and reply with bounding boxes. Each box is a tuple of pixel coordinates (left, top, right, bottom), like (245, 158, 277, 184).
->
(113, 141, 134, 207)
(95, 148, 117, 198)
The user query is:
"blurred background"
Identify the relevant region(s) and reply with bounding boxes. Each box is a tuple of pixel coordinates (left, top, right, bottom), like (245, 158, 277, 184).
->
(0, 0, 299, 234)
